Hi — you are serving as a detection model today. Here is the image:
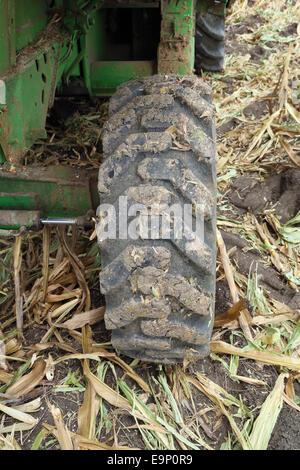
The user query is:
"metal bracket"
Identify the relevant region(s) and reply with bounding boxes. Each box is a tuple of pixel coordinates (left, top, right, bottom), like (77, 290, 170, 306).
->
(0, 165, 99, 231)
(158, 0, 196, 75)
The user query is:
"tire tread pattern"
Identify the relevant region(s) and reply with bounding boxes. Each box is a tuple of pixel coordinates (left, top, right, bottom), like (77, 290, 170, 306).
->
(98, 74, 216, 363)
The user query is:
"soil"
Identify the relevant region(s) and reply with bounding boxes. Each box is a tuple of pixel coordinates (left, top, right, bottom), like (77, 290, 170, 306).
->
(214, 7, 300, 450)
(225, 14, 268, 61)
(2, 6, 300, 452)
(17, 312, 300, 450)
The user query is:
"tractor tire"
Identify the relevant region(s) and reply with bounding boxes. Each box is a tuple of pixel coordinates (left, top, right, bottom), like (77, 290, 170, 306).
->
(195, 12, 225, 72)
(97, 74, 216, 363)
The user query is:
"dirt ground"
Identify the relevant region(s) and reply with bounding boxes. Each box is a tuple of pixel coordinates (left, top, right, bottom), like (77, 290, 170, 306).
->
(0, 0, 299, 451)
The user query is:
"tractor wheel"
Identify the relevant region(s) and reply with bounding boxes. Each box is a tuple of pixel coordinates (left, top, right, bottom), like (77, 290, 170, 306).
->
(195, 11, 225, 72)
(97, 74, 216, 363)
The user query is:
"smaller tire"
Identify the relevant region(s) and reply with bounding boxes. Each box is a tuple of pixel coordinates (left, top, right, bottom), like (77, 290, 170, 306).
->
(195, 12, 225, 72)
(98, 74, 217, 364)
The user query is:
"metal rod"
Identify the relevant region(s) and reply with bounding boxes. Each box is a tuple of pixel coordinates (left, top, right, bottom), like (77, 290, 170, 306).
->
(40, 217, 77, 225)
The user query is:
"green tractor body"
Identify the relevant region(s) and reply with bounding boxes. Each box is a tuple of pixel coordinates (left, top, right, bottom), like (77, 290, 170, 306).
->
(0, 0, 206, 229)
(0, 0, 199, 165)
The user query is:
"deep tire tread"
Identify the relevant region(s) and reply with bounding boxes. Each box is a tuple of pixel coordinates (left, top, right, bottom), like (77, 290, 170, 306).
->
(98, 74, 216, 363)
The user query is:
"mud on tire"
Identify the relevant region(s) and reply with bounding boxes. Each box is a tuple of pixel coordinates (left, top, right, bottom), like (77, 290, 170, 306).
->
(97, 74, 216, 363)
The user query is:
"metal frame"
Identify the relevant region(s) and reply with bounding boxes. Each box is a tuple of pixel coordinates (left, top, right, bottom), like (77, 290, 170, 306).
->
(0, 0, 197, 230)
(0, 165, 99, 230)
(158, 0, 195, 75)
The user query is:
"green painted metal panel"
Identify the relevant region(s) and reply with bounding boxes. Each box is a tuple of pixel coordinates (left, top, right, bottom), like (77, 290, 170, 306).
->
(158, 0, 195, 75)
(0, 47, 58, 164)
(14, 0, 49, 52)
(0, 165, 99, 224)
(91, 60, 155, 95)
(55, 36, 83, 87)
(0, 192, 39, 211)
(0, 1, 10, 74)
(0, 0, 200, 170)
(0, 0, 16, 75)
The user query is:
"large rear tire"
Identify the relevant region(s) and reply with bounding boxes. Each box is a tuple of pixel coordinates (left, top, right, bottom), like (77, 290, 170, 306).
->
(97, 75, 216, 363)
(195, 12, 225, 72)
